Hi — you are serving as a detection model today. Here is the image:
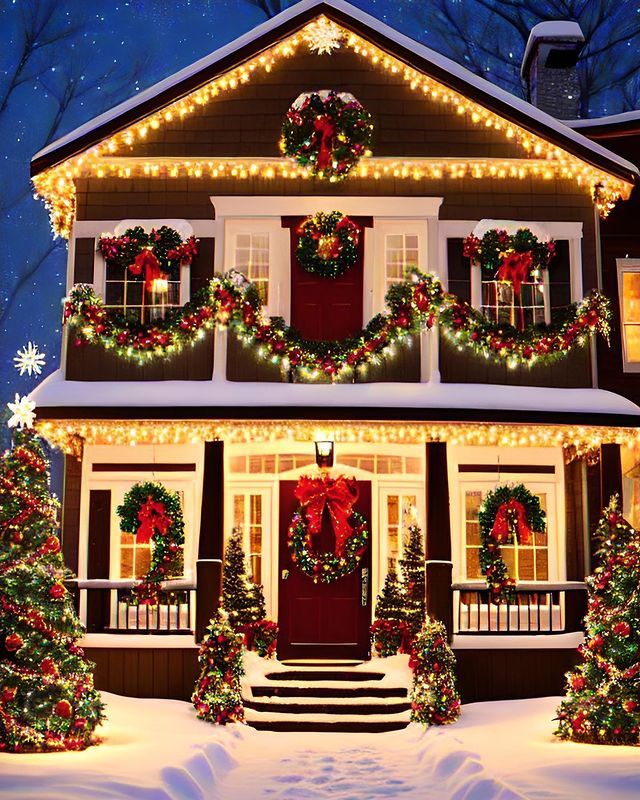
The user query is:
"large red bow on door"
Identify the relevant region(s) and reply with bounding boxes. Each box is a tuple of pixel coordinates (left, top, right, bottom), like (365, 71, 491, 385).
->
(294, 475, 359, 553)
(129, 249, 167, 293)
(136, 496, 172, 543)
(313, 115, 336, 170)
(491, 499, 533, 545)
(497, 251, 533, 298)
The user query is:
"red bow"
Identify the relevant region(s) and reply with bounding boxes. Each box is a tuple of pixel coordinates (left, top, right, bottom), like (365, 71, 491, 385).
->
(129, 250, 167, 293)
(136, 496, 172, 543)
(491, 499, 533, 545)
(497, 251, 533, 298)
(294, 475, 359, 553)
(313, 115, 335, 171)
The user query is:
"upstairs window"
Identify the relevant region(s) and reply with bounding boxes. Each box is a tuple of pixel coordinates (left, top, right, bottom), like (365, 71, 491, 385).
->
(384, 233, 419, 288)
(104, 263, 182, 322)
(618, 261, 640, 372)
(234, 232, 270, 305)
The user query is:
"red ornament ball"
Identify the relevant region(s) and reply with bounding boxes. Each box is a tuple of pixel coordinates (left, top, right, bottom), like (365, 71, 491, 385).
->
(613, 620, 631, 637)
(5, 633, 23, 652)
(1, 687, 17, 703)
(41, 657, 57, 675)
(49, 583, 66, 600)
(54, 700, 73, 719)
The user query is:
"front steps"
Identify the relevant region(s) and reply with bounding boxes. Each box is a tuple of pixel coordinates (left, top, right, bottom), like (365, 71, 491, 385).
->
(244, 660, 411, 732)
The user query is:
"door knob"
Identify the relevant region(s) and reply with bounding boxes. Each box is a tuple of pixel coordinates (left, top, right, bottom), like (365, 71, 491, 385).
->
(281, 569, 290, 581)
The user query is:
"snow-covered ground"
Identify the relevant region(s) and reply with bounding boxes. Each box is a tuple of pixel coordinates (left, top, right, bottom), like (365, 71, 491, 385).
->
(1, 692, 639, 800)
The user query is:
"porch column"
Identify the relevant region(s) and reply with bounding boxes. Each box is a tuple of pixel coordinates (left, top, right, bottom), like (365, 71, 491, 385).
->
(600, 444, 623, 510)
(195, 440, 224, 642)
(425, 442, 454, 639)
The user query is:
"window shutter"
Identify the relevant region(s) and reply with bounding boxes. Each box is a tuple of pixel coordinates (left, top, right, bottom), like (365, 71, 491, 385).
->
(447, 238, 471, 303)
(549, 240, 571, 311)
(190, 237, 215, 297)
(86, 489, 112, 632)
(73, 238, 95, 284)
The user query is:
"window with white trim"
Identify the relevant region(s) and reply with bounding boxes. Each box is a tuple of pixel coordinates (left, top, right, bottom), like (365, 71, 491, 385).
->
(104, 263, 182, 322)
(372, 221, 426, 313)
(232, 491, 267, 584)
(234, 232, 270, 305)
(384, 233, 419, 288)
(480, 276, 548, 327)
(380, 490, 423, 570)
(617, 260, 640, 372)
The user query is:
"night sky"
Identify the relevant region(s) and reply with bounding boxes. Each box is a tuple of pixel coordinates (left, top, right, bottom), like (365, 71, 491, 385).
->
(1, 0, 639, 414)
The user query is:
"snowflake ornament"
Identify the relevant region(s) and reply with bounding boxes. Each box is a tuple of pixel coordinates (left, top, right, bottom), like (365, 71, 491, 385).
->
(7, 394, 36, 430)
(303, 17, 343, 55)
(14, 341, 46, 377)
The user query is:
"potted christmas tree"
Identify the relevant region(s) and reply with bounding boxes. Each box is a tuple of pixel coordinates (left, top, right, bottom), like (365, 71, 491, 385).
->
(556, 495, 640, 745)
(0, 430, 104, 751)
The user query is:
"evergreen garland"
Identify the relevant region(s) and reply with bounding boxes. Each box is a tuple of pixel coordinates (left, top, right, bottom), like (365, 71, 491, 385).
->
(556, 496, 640, 745)
(410, 618, 461, 726)
(399, 524, 426, 636)
(0, 430, 104, 752)
(99, 225, 198, 282)
(192, 611, 245, 725)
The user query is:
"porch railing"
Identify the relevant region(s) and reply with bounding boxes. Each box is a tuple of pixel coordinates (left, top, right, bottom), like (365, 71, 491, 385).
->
(452, 581, 587, 635)
(65, 579, 196, 635)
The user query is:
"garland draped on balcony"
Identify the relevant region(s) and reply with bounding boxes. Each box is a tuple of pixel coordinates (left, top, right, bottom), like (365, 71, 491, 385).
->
(63, 268, 611, 379)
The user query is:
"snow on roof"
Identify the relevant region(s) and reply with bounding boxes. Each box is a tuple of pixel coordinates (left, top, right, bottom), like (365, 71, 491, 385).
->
(567, 110, 640, 130)
(521, 20, 585, 79)
(31, 0, 637, 181)
(30, 370, 640, 419)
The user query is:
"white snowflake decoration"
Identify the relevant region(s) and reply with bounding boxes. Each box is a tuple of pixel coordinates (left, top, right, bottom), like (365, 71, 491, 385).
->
(303, 17, 342, 55)
(14, 341, 46, 377)
(7, 394, 36, 430)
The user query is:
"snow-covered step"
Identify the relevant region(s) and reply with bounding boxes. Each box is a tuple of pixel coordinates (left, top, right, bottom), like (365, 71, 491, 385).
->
(251, 683, 408, 698)
(265, 669, 384, 682)
(245, 697, 411, 715)
(244, 705, 411, 733)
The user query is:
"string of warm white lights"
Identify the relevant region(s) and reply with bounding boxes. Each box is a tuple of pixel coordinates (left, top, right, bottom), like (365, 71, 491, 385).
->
(32, 16, 633, 238)
(36, 418, 640, 460)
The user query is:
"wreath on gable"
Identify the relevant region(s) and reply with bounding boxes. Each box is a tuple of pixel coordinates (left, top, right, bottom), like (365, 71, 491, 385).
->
(288, 474, 369, 584)
(280, 90, 373, 180)
(478, 484, 547, 604)
(117, 481, 185, 604)
(296, 211, 360, 278)
(99, 226, 199, 293)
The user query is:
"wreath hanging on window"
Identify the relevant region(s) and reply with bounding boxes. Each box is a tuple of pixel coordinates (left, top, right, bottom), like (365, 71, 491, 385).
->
(478, 484, 546, 604)
(99, 226, 198, 293)
(280, 90, 373, 180)
(117, 481, 185, 604)
(288, 474, 369, 583)
(296, 211, 360, 278)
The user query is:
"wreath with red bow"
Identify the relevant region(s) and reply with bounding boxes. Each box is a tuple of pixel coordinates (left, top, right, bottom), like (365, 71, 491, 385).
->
(478, 484, 546, 604)
(117, 481, 185, 604)
(99, 226, 198, 294)
(288, 474, 369, 583)
(296, 211, 360, 279)
(281, 90, 373, 180)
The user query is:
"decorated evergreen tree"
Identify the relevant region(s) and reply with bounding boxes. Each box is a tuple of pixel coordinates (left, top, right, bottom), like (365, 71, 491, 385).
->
(410, 618, 461, 726)
(192, 610, 244, 725)
(0, 430, 104, 751)
(556, 496, 640, 745)
(399, 524, 426, 635)
(375, 564, 404, 621)
(370, 565, 409, 657)
(221, 528, 263, 629)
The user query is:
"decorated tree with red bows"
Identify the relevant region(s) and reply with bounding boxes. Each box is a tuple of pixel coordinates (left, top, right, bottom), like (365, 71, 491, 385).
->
(0, 430, 104, 752)
(398, 523, 426, 636)
(371, 565, 410, 657)
(192, 610, 245, 725)
(410, 617, 461, 726)
(556, 496, 640, 745)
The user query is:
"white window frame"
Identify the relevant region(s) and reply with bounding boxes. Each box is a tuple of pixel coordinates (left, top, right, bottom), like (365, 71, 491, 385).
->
(226, 484, 273, 585)
(369, 220, 428, 314)
(617, 258, 640, 373)
(378, 484, 425, 571)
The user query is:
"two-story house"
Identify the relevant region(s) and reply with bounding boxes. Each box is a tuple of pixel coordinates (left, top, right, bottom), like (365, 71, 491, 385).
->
(28, 1, 640, 706)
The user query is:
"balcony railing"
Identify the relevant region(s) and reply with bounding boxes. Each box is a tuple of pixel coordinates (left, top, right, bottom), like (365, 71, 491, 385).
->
(65, 579, 196, 635)
(452, 582, 587, 635)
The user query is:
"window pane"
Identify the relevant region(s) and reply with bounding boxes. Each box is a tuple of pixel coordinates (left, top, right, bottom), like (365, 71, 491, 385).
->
(536, 549, 549, 580)
(233, 495, 244, 529)
(465, 491, 482, 520)
(387, 496, 399, 525)
(623, 272, 640, 322)
(386, 234, 403, 249)
(134, 547, 151, 579)
(405, 235, 419, 250)
(250, 494, 262, 525)
(502, 547, 516, 577)
(466, 548, 481, 578)
(624, 325, 640, 362)
(466, 521, 480, 546)
(120, 548, 134, 578)
(518, 548, 535, 580)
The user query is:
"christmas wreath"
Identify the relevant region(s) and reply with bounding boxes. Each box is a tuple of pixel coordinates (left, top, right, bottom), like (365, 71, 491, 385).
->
(478, 484, 546, 603)
(463, 228, 556, 293)
(117, 481, 185, 604)
(296, 211, 360, 278)
(99, 226, 198, 293)
(288, 474, 369, 583)
(280, 90, 373, 179)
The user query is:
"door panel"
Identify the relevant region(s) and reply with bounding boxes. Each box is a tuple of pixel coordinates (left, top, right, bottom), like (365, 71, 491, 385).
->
(278, 479, 372, 660)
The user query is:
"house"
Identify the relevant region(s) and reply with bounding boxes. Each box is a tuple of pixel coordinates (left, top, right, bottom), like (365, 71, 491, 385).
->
(28, 0, 640, 707)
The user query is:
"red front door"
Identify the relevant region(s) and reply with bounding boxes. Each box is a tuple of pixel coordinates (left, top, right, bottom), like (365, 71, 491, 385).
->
(283, 216, 371, 341)
(277, 479, 372, 660)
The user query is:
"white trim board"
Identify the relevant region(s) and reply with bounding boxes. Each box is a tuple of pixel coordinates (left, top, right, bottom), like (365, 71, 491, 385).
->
(210, 196, 444, 218)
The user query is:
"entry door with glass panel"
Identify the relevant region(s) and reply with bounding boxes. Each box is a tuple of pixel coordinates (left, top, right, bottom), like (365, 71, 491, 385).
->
(379, 488, 423, 571)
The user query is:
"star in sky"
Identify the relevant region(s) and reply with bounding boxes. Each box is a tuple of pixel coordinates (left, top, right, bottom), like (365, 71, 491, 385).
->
(14, 342, 46, 377)
(7, 394, 36, 430)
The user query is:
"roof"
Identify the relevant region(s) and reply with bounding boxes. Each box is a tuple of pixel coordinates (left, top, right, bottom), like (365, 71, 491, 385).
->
(30, 370, 640, 427)
(30, 0, 637, 184)
(521, 20, 584, 79)
(567, 110, 640, 138)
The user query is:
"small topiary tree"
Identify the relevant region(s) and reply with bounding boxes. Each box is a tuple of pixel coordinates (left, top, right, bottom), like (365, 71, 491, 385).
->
(192, 610, 245, 725)
(410, 618, 461, 726)
(0, 430, 104, 751)
(370, 565, 409, 657)
(399, 523, 426, 636)
(556, 495, 640, 745)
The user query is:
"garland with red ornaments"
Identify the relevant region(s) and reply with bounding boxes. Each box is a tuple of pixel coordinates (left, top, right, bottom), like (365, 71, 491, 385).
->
(99, 226, 198, 293)
(288, 474, 369, 584)
(296, 211, 360, 278)
(116, 481, 185, 604)
(238, 619, 279, 659)
(478, 484, 547, 604)
(280, 90, 373, 179)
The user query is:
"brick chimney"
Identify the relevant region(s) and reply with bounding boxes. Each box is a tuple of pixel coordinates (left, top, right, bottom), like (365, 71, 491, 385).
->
(521, 21, 585, 119)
